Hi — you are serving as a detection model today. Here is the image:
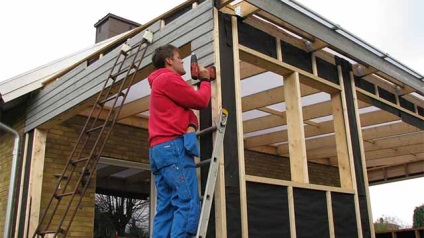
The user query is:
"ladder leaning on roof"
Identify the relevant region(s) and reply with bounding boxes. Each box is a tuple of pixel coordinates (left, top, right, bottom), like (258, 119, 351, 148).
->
(32, 30, 154, 238)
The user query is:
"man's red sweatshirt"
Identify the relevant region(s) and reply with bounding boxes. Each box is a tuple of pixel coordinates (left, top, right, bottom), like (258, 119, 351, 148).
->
(148, 68, 211, 147)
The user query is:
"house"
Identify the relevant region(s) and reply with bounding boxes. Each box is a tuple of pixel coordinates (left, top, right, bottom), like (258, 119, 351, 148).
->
(1, 0, 423, 237)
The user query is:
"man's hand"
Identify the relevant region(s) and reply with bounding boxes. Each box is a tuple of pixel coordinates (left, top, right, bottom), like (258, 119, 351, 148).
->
(186, 126, 196, 133)
(198, 66, 210, 81)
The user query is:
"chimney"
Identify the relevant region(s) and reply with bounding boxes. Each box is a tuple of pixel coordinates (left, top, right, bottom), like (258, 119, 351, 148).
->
(94, 13, 141, 43)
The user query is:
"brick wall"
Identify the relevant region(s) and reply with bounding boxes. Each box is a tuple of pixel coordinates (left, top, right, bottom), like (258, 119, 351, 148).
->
(245, 150, 340, 187)
(39, 115, 150, 237)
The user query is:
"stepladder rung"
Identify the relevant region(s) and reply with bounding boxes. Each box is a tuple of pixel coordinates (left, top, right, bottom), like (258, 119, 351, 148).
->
(54, 191, 78, 200)
(98, 92, 126, 105)
(37, 227, 65, 236)
(196, 158, 211, 168)
(70, 156, 90, 166)
(196, 125, 217, 137)
(85, 124, 105, 134)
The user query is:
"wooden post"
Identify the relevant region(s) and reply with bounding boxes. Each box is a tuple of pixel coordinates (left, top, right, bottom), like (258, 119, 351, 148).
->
(284, 72, 309, 183)
(213, 7, 227, 238)
(26, 129, 47, 237)
(231, 15, 249, 238)
(331, 92, 353, 189)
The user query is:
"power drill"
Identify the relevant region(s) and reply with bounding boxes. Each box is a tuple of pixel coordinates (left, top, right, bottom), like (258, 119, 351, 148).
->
(190, 54, 216, 81)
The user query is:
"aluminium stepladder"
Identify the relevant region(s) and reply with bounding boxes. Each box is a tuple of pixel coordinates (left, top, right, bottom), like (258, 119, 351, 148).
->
(195, 108, 228, 238)
(32, 30, 153, 238)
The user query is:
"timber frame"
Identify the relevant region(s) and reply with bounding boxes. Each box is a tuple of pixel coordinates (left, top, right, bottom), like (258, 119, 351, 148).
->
(5, 0, 423, 237)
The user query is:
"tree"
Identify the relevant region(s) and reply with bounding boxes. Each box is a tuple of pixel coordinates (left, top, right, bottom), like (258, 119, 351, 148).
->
(374, 215, 404, 232)
(413, 204, 424, 228)
(95, 194, 150, 236)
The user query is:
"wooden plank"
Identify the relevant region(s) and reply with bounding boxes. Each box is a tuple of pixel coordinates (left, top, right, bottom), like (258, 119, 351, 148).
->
(327, 191, 335, 238)
(231, 16, 249, 238)
(288, 186, 297, 238)
(242, 83, 319, 113)
(245, 108, 399, 149)
(245, 175, 355, 194)
(28, 129, 47, 237)
(125, 171, 151, 184)
(212, 7, 227, 238)
(231, 2, 259, 18)
(239, 61, 267, 80)
(244, 99, 369, 134)
(368, 160, 424, 183)
(96, 166, 128, 179)
(365, 144, 424, 161)
(331, 92, 353, 189)
(239, 45, 341, 94)
(284, 72, 308, 183)
(367, 153, 424, 168)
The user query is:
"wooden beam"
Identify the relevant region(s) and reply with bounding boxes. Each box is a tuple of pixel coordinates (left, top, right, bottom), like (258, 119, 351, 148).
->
(242, 83, 319, 112)
(96, 165, 128, 179)
(368, 160, 424, 184)
(245, 109, 399, 148)
(229, 15, 250, 238)
(367, 153, 424, 168)
(331, 92, 353, 189)
(212, 7, 227, 238)
(125, 171, 151, 184)
(239, 45, 341, 94)
(232, 2, 259, 18)
(240, 61, 267, 79)
(284, 72, 308, 183)
(117, 95, 150, 120)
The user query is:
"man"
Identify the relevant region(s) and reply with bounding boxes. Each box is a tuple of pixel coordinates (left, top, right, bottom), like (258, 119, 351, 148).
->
(148, 44, 212, 238)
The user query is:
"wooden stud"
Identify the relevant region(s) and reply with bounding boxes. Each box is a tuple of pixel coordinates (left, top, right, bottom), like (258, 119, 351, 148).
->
(245, 175, 355, 194)
(231, 15, 249, 238)
(331, 92, 353, 189)
(326, 191, 335, 238)
(288, 186, 297, 238)
(284, 72, 309, 183)
(213, 7, 227, 238)
(27, 129, 47, 237)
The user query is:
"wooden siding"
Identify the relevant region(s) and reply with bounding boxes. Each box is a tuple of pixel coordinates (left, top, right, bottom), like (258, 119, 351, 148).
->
(25, 0, 215, 132)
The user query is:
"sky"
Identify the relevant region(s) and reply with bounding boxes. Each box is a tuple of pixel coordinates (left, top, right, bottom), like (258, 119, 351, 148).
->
(0, 0, 423, 228)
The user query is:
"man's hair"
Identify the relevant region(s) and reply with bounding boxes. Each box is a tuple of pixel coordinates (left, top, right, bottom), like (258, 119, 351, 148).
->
(151, 44, 178, 69)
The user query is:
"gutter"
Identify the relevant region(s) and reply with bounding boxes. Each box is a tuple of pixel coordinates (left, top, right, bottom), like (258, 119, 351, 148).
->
(0, 122, 21, 238)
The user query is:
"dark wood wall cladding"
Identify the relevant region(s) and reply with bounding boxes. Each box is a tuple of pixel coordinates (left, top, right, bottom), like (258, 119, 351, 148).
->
(238, 18, 277, 58)
(281, 41, 312, 73)
(332, 192, 358, 238)
(294, 188, 330, 238)
(246, 182, 290, 238)
(354, 76, 376, 94)
(316, 57, 339, 84)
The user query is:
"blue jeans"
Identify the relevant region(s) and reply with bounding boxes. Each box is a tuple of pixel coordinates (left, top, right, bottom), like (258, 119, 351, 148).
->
(149, 133, 200, 238)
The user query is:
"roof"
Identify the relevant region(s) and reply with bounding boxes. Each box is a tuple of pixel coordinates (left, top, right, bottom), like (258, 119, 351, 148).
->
(0, 31, 131, 106)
